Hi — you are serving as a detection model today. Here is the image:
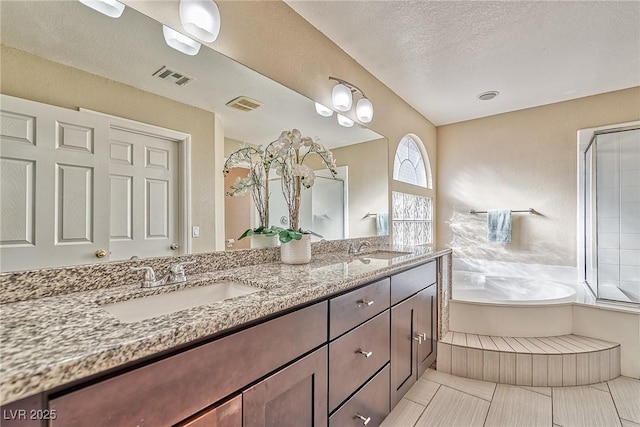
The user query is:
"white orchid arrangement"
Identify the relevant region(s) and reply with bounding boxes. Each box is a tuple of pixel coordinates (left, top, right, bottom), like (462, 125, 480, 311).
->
(266, 129, 337, 243)
(223, 145, 278, 240)
(223, 129, 337, 244)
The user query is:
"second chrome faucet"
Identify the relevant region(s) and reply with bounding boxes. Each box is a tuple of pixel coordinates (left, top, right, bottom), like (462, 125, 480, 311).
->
(131, 261, 195, 288)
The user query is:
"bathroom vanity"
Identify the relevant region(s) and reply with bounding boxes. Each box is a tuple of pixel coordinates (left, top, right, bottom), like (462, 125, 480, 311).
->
(0, 245, 450, 427)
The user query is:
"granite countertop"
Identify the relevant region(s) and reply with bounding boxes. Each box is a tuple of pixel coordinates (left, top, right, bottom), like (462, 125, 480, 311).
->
(0, 245, 450, 405)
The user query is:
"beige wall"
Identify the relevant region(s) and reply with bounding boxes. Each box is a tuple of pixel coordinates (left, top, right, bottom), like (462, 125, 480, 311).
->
(0, 45, 220, 254)
(437, 87, 640, 266)
(331, 138, 388, 238)
(122, 0, 438, 241)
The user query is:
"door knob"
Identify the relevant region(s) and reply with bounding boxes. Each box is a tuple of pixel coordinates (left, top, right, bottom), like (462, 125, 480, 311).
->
(414, 333, 423, 344)
(170, 243, 179, 250)
(95, 249, 107, 258)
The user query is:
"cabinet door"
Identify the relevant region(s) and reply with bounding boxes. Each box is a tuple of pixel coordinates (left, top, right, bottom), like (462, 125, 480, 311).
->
(416, 284, 437, 378)
(390, 296, 417, 408)
(178, 395, 242, 427)
(243, 346, 328, 427)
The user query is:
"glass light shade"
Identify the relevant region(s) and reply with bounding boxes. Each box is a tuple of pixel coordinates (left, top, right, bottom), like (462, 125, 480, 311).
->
(163, 25, 201, 56)
(356, 97, 374, 123)
(179, 0, 221, 43)
(78, 0, 125, 18)
(314, 102, 334, 117)
(337, 114, 354, 128)
(332, 83, 352, 112)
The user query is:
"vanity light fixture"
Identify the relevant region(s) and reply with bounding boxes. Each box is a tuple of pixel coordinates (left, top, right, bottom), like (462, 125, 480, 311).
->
(337, 114, 354, 128)
(314, 102, 334, 117)
(356, 97, 374, 123)
(331, 83, 352, 112)
(78, 0, 125, 18)
(179, 0, 221, 43)
(329, 76, 374, 123)
(163, 25, 201, 56)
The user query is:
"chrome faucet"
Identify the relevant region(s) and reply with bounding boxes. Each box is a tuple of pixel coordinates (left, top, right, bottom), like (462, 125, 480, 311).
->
(349, 240, 372, 255)
(131, 261, 195, 288)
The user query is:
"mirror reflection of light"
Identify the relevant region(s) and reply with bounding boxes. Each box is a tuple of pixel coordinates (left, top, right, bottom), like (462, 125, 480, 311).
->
(315, 102, 334, 117)
(78, 0, 125, 18)
(337, 114, 354, 128)
(162, 25, 201, 56)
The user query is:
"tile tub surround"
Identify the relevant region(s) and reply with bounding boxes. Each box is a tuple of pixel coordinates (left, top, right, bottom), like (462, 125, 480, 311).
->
(0, 241, 450, 405)
(0, 236, 390, 304)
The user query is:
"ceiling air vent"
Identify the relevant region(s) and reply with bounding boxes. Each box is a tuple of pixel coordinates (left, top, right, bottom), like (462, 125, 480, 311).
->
(226, 96, 262, 112)
(152, 66, 194, 87)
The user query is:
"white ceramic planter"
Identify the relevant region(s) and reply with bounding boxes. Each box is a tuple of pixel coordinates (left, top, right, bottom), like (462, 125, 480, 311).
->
(280, 234, 311, 264)
(250, 234, 279, 248)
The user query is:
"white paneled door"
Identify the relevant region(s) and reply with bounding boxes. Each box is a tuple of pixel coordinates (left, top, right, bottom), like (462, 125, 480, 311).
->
(0, 95, 183, 271)
(108, 127, 179, 261)
(1, 95, 110, 271)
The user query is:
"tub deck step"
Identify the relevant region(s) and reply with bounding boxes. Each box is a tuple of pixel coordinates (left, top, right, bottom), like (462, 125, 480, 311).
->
(437, 332, 621, 386)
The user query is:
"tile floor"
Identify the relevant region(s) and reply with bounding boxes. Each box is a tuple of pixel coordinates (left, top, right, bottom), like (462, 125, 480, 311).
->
(381, 369, 640, 427)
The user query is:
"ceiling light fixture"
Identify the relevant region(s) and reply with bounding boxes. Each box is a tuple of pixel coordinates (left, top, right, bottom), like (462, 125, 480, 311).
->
(328, 76, 374, 123)
(315, 102, 334, 117)
(179, 0, 221, 43)
(78, 0, 125, 18)
(337, 114, 354, 128)
(477, 91, 500, 101)
(163, 25, 201, 56)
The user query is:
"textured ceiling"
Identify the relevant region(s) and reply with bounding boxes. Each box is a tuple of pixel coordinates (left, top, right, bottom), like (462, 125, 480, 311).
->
(286, 1, 640, 125)
(0, 1, 381, 148)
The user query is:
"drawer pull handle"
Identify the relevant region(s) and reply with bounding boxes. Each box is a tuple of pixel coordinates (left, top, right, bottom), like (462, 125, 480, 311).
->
(357, 349, 373, 358)
(354, 413, 371, 425)
(357, 299, 374, 307)
(414, 333, 423, 344)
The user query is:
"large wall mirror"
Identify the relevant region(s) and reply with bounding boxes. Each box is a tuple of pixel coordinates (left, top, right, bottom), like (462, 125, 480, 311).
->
(0, 1, 388, 272)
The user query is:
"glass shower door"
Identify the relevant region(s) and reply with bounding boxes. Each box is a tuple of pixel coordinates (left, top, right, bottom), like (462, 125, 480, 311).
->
(587, 127, 640, 303)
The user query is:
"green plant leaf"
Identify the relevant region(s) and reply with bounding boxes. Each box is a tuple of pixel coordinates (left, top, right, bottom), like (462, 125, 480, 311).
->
(238, 229, 254, 240)
(279, 230, 292, 243)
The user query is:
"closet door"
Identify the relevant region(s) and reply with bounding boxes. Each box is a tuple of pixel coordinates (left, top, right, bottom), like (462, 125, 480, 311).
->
(0, 95, 110, 271)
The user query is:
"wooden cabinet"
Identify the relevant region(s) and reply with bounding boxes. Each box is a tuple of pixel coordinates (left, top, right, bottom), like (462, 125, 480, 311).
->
(243, 347, 328, 427)
(329, 365, 390, 427)
(49, 302, 327, 427)
(328, 279, 392, 426)
(0, 258, 442, 427)
(329, 311, 390, 411)
(177, 395, 242, 427)
(390, 261, 437, 408)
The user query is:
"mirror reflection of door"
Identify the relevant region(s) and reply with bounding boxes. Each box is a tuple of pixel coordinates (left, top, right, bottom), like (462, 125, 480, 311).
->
(224, 168, 253, 250)
(108, 127, 180, 261)
(0, 95, 186, 271)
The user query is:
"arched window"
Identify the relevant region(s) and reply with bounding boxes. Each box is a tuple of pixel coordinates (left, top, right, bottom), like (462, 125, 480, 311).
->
(393, 134, 432, 189)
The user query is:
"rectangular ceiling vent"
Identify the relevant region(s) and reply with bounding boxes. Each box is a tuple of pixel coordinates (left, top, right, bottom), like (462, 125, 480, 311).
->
(152, 66, 194, 87)
(226, 96, 262, 112)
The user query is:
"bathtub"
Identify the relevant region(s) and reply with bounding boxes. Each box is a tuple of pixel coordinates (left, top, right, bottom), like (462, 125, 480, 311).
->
(452, 270, 577, 304)
(451, 259, 579, 304)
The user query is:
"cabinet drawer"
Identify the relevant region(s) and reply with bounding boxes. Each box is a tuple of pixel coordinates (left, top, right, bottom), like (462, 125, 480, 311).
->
(329, 364, 390, 427)
(329, 310, 390, 411)
(330, 278, 390, 340)
(50, 301, 328, 427)
(391, 261, 436, 305)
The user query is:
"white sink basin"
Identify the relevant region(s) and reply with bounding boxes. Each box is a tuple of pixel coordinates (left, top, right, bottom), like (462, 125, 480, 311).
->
(102, 281, 262, 323)
(358, 250, 412, 260)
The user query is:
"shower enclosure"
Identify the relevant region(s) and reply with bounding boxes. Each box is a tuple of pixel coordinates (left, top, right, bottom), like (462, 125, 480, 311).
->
(584, 125, 640, 304)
